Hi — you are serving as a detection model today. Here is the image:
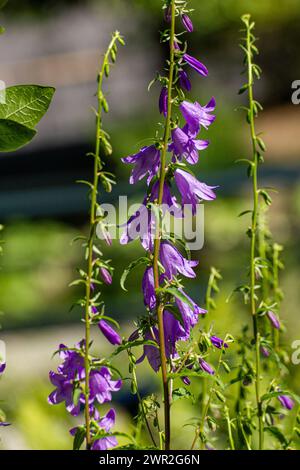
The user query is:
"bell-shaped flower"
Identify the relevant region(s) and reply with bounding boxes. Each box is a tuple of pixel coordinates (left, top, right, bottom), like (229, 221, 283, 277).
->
(121, 145, 160, 185)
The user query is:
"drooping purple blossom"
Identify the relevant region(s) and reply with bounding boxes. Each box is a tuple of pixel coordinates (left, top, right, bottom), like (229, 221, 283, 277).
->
(70, 409, 118, 451)
(48, 344, 122, 416)
(278, 394, 294, 410)
(179, 70, 192, 91)
(170, 126, 209, 164)
(199, 358, 215, 375)
(48, 371, 80, 416)
(149, 180, 182, 217)
(142, 267, 156, 310)
(267, 311, 280, 330)
(98, 320, 122, 346)
(89, 367, 122, 405)
(181, 14, 194, 33)
(120, 204, 155, 252)
(180, 98, 216, 136)
(210, 335, 228, 350)
(137, 311, 188, 372)
(181, 376, 191, 386)
(261, 346, 270, 357)
(121, 145, 160, 185)
(159, 87, 168, 117)
(160, 241, 198, 280)
(100, 267, 112, 285)
(92, 435, 118, 450)
(175, 288, 206, 331)
(164, 5, 172, 23)
(175, 168, 217, 215)
(183, 53, 208, 77)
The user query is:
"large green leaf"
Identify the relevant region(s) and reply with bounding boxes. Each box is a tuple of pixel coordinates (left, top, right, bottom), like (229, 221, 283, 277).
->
(0, 119, 36, 152)
(0, 85, 55, 129)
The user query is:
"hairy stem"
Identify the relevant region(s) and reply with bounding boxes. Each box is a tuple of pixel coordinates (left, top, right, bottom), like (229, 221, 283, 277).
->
(83, 33, 120, 449)
(245, 20, 264, 450)
(152, 0, 176, 451)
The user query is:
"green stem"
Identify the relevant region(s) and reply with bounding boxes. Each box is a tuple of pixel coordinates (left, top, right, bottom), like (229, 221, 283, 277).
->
(83, 33, 120, 450)
(152, 0, 176, 451)
(131, 362, 157, 447)
(245, 21, 263, 450)
(191, 348, 224, 450)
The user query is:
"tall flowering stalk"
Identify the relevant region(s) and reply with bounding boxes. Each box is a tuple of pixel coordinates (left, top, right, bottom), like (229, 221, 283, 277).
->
(48, 32, 125, 451)
(236, 15, 297, 450)
(121, 1, 218, 450)
(240, 14, 264, 449)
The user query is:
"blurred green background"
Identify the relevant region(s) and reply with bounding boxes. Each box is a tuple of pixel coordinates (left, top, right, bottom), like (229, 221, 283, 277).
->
(0, 0, 299, 450)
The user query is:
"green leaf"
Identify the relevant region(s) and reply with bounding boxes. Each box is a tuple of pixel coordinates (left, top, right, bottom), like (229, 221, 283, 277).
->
(73, 427, 86, 451)
(172, 387, 194, 402)
(264, 426, 288, 448)
(0, 119, 36, 152)
(0, 85, 55, 128)
(111, 339, 158, 357)
(120, 256, 149, 291)
(157, 286, 194, 310)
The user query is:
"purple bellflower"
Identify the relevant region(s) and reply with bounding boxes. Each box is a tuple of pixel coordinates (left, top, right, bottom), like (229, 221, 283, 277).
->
(89, 367, 122, 405)
(120, 204, 155, 252)
(137, 311, 188, 372)
(99, 267, 112, 285)
(98, 320, 122, 346)
(175, 168, 217, 215)
(267, 311, 280, 329)
(159, 87, 168, 117)
(210, 335, 228, 350)
(49, 344, 122, 416)
(122, 145, 160, 185)
(183, 53, 208, 77)
(175, 288, 206, 331)
(181, 14, 194, 33)
(179, 70, 192, 92)
(180, 98, 216, 136)
(278, 394, 294, 410)
(142, 267, 156, 311)
(170, 126, 209, 164)
(261, 346, 270, 358)
(160, 241, 198, 280)
(199, 358, 215, 375)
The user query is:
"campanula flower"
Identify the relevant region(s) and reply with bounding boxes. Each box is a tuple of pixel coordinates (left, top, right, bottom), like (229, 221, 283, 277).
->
(199, 358, 215, 375)
(159, 87, 168, 117)
(180, 98, 216, 136)
(175, 169, 217, 215)
(142, 267, 156, 310)
(181, 14, 194, 33)
(89, 367, 122, 405)
(122, 145, 160, 185)
(278, 394, 294, 410)
(267, 311, 280, 329)
(160, 241, 198, 279)
(175, 288, 206, 330)
(183, 53, 208, 77)
(179, 70, 192, 91)
(100, 267, 112, 285)
(0, 362, 6, 374)
(170, 126, 209, 164)
(210, 335, 228, 349)
(98, 320, 122, 345)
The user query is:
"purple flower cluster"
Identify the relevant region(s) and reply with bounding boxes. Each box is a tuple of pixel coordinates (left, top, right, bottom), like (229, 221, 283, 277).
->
(121, 9, 218, 374)
(48, 343, 122, 449)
